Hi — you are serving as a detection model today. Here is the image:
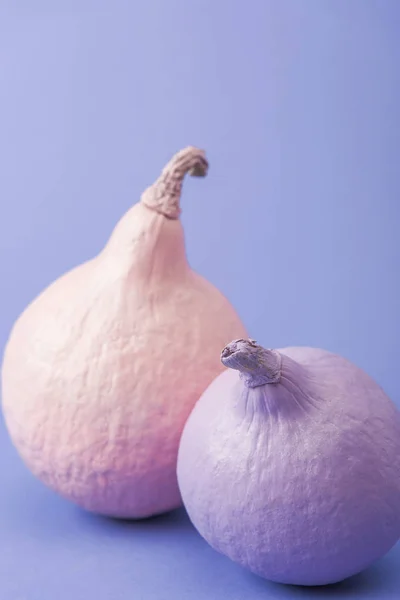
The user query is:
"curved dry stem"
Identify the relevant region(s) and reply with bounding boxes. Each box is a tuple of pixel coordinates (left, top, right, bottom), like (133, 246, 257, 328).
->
(140, 146, 208, 219)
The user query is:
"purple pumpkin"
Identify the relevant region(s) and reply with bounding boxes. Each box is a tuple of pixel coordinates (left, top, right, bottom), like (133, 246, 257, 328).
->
(177, 338, 400, 586)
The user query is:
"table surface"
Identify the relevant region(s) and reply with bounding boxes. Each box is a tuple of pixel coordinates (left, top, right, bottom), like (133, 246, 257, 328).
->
(1, 419, 399, 600)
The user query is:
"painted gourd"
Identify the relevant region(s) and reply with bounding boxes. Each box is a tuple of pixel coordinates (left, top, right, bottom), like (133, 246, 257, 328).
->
(177, 338, 400, 586)
(1, 147, 247, 519)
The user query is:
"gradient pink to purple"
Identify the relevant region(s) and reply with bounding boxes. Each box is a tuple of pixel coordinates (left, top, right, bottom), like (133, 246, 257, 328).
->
(1, 148, 247, 519)
(0, 1, 399, 599)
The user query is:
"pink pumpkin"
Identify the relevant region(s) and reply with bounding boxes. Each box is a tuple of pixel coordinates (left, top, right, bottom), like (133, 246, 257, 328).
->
(1, 147, 247, 519)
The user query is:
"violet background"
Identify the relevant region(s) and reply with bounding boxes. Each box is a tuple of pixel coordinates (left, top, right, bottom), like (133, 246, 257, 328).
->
(0, 1, 399, 598)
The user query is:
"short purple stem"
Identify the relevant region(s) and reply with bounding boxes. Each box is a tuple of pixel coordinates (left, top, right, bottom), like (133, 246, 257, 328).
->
(221, 339, 282, 388)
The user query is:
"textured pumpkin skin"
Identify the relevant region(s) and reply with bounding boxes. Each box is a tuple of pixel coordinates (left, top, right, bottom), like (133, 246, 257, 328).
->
(1, 150, 248, 519)
(177, 346, 400, 586)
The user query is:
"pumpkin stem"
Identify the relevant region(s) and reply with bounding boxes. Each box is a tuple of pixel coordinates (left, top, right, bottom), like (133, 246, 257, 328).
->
(140, 146, 208, 219)
(221, 339, 282, 388)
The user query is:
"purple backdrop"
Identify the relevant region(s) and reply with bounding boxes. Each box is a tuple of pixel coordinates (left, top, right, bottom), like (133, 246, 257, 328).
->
(0, 2, 399, 599)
